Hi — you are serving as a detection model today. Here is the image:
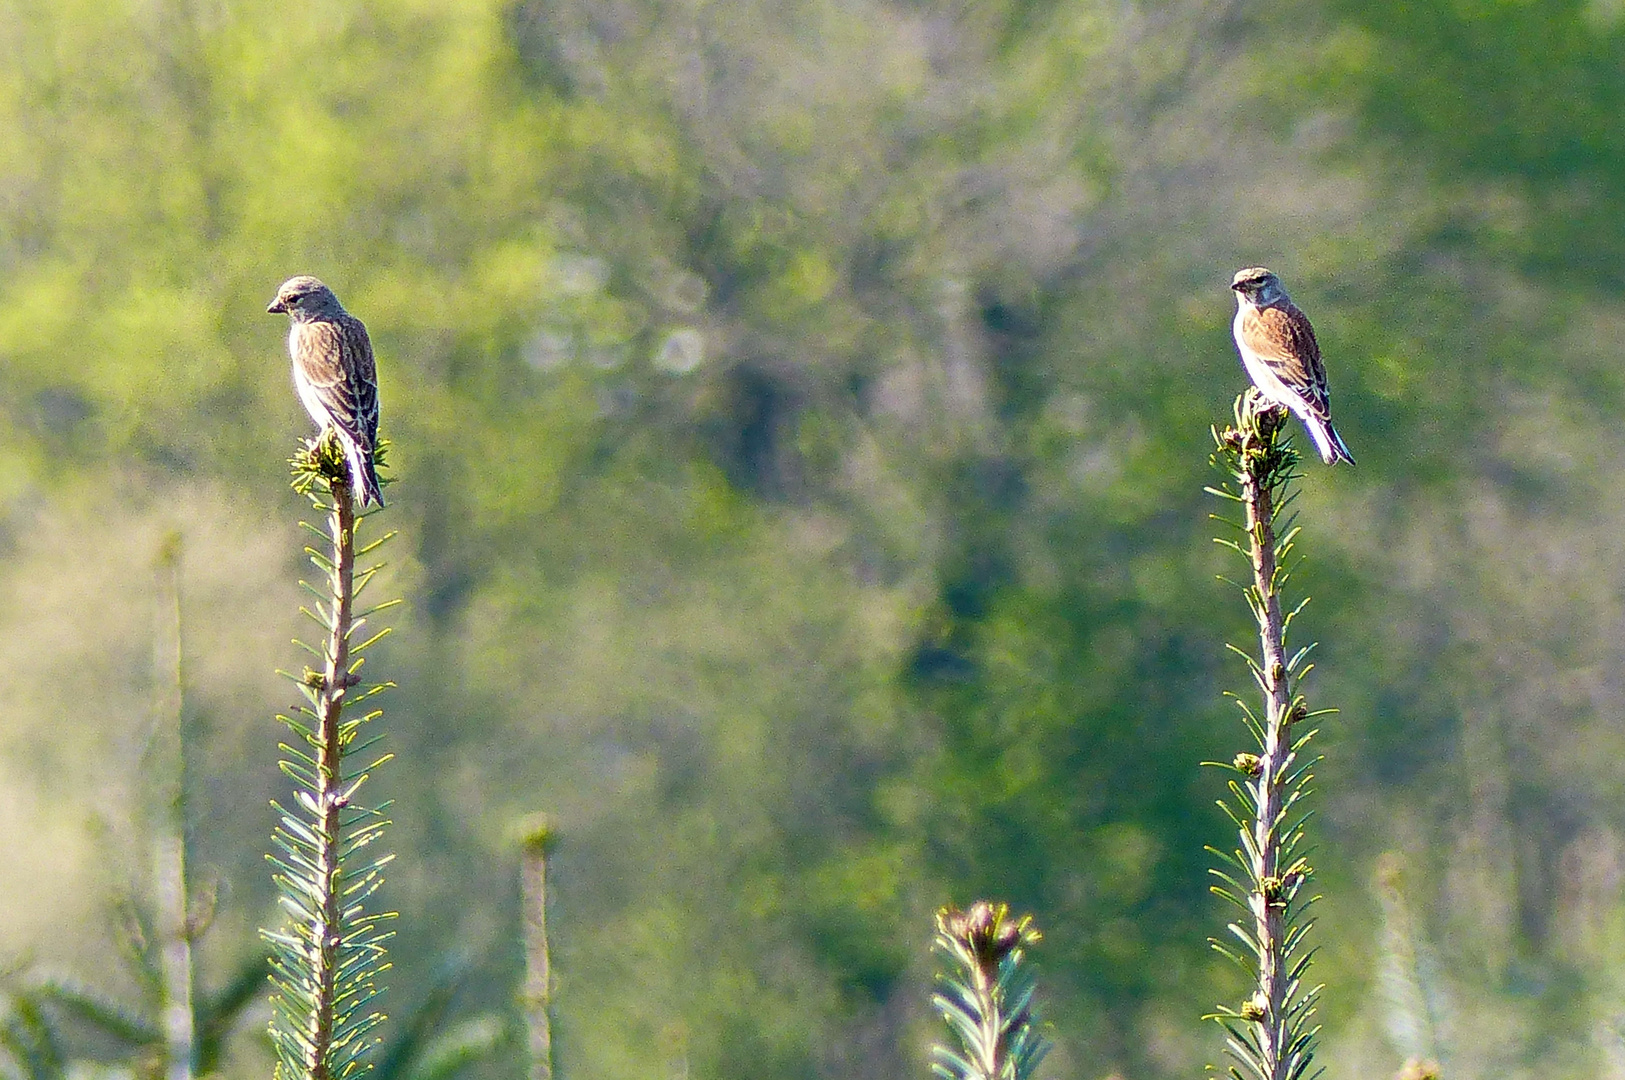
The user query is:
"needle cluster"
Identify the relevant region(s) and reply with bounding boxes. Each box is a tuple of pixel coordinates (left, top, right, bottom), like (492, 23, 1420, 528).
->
(930, 902, 1050, 1080)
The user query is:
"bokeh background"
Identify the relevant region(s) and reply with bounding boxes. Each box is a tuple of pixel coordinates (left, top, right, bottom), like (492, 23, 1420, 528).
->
(4, 1, 1625, 1077)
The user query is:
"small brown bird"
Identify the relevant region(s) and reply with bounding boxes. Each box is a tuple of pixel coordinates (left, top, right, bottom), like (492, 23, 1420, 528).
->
(1230, 267, 1354, 465)
(268, 276, 384, 505)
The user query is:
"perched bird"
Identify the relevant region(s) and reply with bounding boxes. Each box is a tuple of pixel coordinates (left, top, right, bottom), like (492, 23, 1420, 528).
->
(268, 276, 385, 505)
(1229, 267, 1354, 465)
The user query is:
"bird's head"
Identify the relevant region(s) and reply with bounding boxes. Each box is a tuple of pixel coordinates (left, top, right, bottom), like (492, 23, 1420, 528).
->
(1230, 267, 1286, 307)
(268, 276, 342, 318)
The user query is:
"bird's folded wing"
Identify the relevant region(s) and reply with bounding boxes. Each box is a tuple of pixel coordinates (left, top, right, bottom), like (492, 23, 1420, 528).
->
(295, 318, 379, 449)
(1239, 304, 1331, 419)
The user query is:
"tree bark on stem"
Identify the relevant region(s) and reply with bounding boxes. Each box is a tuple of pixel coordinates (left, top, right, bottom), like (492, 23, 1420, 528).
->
(268, 438, 395, 1080)
(1239, 412, 1292, 1080)
(520, 828, 555, 1080)
(302, 474, 356, 1080)
(153, 537, 196, 1080)
(1209, 393, 1322, 1080)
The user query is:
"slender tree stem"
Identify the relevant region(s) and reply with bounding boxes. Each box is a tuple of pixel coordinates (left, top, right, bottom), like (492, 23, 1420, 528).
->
(155, 833, 195, 1080)
(268, 437, 395, 1080)
(519, 823, 555, 1080)
(1208, 393, 1322, 1080)
(303, 476, 357, 1080)
(153, 535, 195, 1080)
(1240, 416, 1291, 1079)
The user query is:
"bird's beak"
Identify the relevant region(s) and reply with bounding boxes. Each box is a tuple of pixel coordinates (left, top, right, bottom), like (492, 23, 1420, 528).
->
(267, 298, 286, 313)
(1230, 283, 1244, 292)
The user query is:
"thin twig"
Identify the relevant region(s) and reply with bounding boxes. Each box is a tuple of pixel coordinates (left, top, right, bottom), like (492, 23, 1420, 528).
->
(302, 474, 356, 1080)
(267, 436, 396, 1080)
(518, 819, 555, 1080)
(153, 534, 194, 1080)
(1208, 392, 1324, 1080)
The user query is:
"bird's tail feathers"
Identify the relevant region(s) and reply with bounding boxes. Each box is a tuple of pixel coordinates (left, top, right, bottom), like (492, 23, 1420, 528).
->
(342, 438, 386, 507)
(1306, 416, 1355, 466)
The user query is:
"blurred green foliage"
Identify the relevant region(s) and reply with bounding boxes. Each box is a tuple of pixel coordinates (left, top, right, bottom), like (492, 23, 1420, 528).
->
(3, 1, 1625, 1078)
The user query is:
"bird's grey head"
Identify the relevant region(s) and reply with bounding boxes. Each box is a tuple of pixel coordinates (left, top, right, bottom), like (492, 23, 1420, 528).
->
(267, 276, 344, 319)
(1230, 266, 1287, 307)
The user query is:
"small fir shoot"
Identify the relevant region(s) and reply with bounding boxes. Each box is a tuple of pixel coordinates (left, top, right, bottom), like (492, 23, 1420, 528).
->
(264, 437, 399, 1080)
(930, 902, 1050, 1080)
(1204, 392, 1331, 1080)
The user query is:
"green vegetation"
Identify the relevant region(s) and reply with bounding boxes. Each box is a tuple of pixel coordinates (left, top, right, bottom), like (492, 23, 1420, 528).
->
(265, 437, 398, 1080)
(1, 1, 1624, 1078)
(931, 902, 1050, 1080)
(1207, 396, 1326, 1080)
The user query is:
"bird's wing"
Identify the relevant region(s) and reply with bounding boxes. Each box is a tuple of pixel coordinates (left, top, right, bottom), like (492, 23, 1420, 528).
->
(1238, 302, 1330, 419)
(296, 316, 380, 449)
